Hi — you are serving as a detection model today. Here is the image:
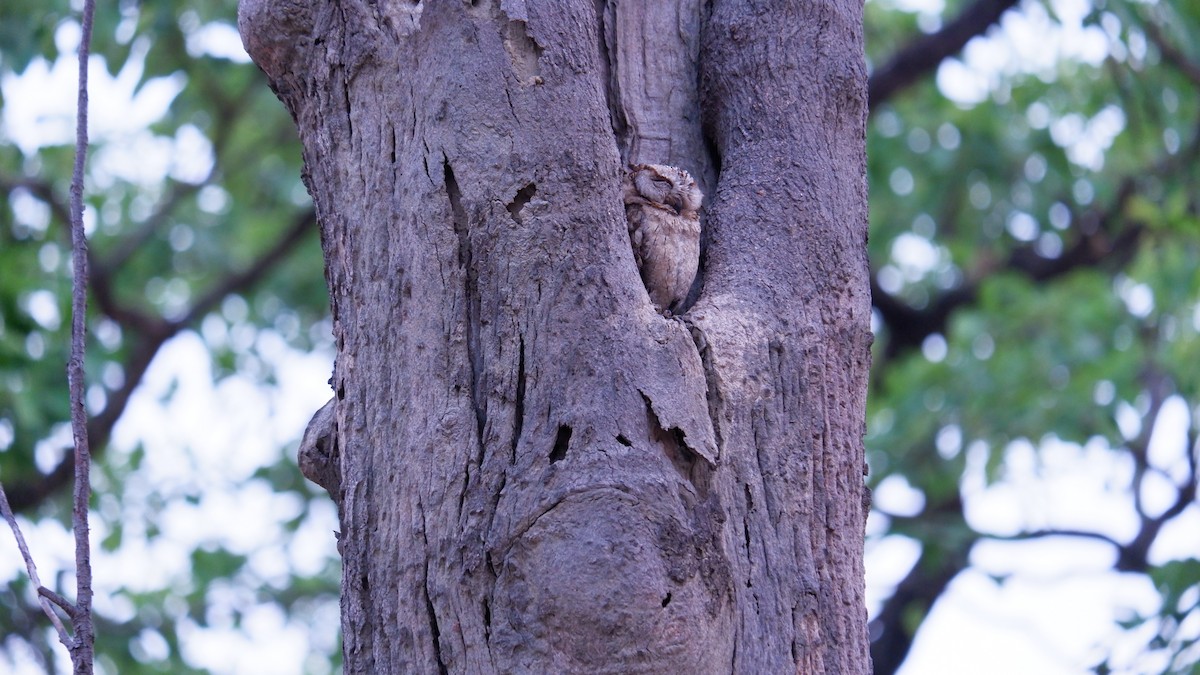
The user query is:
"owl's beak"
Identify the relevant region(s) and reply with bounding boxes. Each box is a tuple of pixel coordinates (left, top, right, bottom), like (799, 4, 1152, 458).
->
(663, 194, 684, 214)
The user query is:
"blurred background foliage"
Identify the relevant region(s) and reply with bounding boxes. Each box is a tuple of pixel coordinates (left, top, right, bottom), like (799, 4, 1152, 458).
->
(0, 0, 1197, 672)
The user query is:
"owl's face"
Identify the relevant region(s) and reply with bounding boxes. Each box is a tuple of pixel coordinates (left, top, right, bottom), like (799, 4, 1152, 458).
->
(630, 164, 702, 216)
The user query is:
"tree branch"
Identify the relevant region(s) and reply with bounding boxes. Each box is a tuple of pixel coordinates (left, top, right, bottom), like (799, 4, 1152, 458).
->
(66, 0, 98, 664)
(0, 482, 74, 646)
(873, 118, 1200, 360)
(868, 0, 1021, 109)
(985, 528, 1123, 548)
(181, 209, 316, 324)
(4, 208, 317, 514)
(1143, 19, 1200, 88)
(870, 496, 974, 675)
(873, 195, 1142, 359)
(1116, 365, 1197, 572)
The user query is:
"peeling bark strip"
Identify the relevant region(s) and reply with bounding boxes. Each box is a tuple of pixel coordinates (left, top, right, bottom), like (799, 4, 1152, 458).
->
(240, 0, 869, 670)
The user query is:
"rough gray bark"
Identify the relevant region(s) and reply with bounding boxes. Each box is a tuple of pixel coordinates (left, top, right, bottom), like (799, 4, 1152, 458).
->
(239, 0, 870, 671)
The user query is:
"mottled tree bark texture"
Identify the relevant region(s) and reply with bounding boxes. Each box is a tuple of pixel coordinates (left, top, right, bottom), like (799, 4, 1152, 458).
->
(239, 0, 871, 671)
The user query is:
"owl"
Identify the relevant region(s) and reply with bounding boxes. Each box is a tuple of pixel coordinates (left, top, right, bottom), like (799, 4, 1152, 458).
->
(623, 164, 703, 315)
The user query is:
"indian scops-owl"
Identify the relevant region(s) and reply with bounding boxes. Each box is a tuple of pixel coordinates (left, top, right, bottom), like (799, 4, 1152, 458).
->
(623, 163, 702, 315)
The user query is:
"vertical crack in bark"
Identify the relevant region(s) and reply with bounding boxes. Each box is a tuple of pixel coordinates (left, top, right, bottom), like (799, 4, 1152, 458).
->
(700, 122, 722, 176)
(482, 597, 492, 637)
(422, 139, 433, 181)
(730, 634, 739, 673)
(750, 411, 778, 531)
(742, 483, 754, 579)
(768, 339, 786, 411)
(595, 0, 628, 155)
(503, 87, 519, 123)
(419, 498, 448, 674)
(341, 77, 354, 142)
(443, 157, 487, 449)
(386, 121, 397, 164)
(458, 470, 469, 523)
(511, 336, 526, 463)
(422, 564, 448, 673)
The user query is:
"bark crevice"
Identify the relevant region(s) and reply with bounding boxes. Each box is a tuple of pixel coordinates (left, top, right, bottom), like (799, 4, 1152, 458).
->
(549, 424, 572, 463)
(595, 0, 625, 151)
(423, 567, 448, 675)
(510, 336, 526, 464)
(443, 157, 487, 446)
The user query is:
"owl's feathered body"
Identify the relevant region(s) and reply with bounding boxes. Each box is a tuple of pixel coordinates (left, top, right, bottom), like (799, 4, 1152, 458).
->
(622, 164, 703, 315)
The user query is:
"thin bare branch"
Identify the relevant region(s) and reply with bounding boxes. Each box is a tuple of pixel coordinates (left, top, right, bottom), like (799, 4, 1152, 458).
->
(1127, 356, 1173, 519)
(0, 482, 75, 646)
(1118, 379, 1199, 572)
(67, 0, 98, 668)
(871, 522, 973, 675)
(37, 587, 80, 618)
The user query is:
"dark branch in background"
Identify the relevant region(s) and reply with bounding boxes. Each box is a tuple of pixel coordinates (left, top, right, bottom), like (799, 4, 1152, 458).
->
(868, 0, 1021, 109)
(871, 365, 1199, 674)
(94, 81, 252, 277)
(96, 182, 208, 275)
(1114, 364, 1198, 572)
(3, 208, 317, 514)
(995, 528, 1123, 547)
(1143, 18, 1200, 88)
(873, 184, 1143, 358)
(872, 190, 1143, 360)
(873, 118, 1200, 360)
(182, 210, 315, 324)
(978, 371, 1198, 570)
(869, 495, 972, 675)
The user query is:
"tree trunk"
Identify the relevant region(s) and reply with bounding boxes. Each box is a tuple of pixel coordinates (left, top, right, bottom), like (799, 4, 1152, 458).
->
(239, 0, 871, 671)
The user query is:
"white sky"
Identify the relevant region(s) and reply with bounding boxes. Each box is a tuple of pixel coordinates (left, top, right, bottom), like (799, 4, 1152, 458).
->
(2, 2, 1199, 674)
